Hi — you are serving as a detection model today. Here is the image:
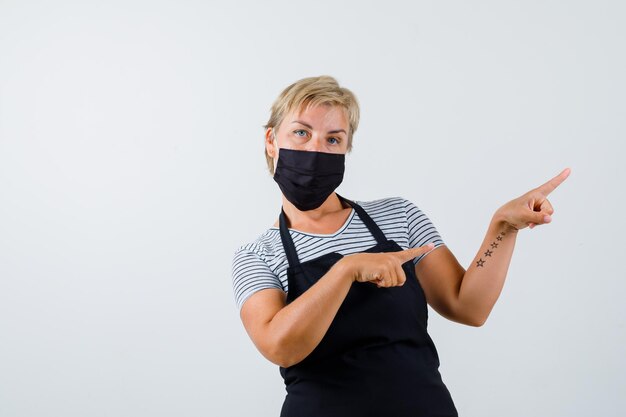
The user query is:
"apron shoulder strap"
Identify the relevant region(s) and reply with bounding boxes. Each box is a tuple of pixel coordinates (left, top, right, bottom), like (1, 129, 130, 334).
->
(335, 193, 388, 245)
(279, 207, 301, 267)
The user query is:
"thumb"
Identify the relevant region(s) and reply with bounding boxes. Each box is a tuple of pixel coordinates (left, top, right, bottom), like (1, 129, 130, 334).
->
(530, 210, 552, 225)
(396, 242, 435, 263)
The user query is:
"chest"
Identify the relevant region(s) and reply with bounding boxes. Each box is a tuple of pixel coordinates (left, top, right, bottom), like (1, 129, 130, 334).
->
(270, 225, 411, 293)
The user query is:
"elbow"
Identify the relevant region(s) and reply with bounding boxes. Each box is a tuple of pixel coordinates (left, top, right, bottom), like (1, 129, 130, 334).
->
(275, 356, 299, 368)
(262, 341, 290, 368)
(267, 349, 302, 369)
(265, 346, 292, 368)
(265, 352, 289, 368)
(452, 301, 487, 327)
(466, 312, 488, 327)
(468, 317, 486, 327)
(264, 335, 305, 368)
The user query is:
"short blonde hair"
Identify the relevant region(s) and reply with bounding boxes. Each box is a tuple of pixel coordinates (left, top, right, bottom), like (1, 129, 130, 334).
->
(263, 75, 360, 176)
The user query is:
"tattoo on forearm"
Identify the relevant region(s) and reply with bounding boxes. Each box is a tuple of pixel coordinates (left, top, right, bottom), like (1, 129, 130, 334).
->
(476, 231, 508, 267)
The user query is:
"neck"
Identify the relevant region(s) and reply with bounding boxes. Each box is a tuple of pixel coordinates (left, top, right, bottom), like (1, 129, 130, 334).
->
(281, 192, 346, 228)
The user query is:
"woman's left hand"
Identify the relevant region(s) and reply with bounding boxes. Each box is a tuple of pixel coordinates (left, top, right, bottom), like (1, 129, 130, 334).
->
(494, 168, 571, 231)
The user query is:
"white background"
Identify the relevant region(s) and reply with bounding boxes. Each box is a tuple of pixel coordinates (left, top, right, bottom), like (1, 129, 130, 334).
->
(1, 1, 624, 416)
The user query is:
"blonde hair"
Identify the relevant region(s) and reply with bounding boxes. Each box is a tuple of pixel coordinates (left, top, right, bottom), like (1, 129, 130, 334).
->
(263, 75, 360, 176)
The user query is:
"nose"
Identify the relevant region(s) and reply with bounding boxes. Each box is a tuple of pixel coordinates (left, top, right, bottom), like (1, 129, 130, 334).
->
(305, 135, 325, 152)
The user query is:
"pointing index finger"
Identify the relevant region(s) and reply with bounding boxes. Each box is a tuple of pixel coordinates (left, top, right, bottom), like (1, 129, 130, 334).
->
(537, 167, 571, 196)
(398, 243, 435, 262)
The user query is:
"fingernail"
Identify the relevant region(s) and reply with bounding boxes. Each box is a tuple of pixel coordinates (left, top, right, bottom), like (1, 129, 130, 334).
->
(544, 215, 551, 222)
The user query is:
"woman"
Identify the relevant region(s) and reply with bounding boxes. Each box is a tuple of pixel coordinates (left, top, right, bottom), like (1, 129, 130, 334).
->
(231, 75, 570, 417)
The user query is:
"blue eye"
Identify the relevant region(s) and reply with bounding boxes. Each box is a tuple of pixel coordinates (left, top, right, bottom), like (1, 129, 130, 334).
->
(293, 129, 340, 145)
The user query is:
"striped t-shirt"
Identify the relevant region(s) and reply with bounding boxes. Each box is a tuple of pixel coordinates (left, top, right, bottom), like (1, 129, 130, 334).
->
(231, 196, 446, 312)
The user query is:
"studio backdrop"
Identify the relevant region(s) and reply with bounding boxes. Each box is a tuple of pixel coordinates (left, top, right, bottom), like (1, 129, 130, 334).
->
(0, 1, 624, 416)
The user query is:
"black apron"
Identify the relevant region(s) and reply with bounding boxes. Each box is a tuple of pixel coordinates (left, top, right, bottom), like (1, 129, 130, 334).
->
(278, 193, 458, 417)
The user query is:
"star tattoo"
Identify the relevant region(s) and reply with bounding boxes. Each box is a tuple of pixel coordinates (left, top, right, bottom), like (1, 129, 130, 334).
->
(476, 258, 485, 267)
(496, 235, 503, 241)
(484, 249, 493, 257)
(490, 242, 499, 249)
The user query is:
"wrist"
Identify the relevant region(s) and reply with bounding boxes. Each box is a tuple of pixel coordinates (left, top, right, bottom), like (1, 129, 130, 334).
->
(492, 211, 519, 234)
(336, 256, 357, 283)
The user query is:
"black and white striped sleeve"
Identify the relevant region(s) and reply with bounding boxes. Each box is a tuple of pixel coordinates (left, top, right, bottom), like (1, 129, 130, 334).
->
(402, 198, 446, 265)
(232, 247, 283, 311)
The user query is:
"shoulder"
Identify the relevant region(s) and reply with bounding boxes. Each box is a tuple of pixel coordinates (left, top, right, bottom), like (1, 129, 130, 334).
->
(231, 229, 284, 311)
(232, 229, 279, 265)
(354, 195, 417, 216)
(355, 195, 406, 208)
(354, 194, 442, 239)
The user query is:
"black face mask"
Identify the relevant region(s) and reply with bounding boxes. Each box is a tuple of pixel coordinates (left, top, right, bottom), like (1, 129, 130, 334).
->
(273, 148, 345, 211)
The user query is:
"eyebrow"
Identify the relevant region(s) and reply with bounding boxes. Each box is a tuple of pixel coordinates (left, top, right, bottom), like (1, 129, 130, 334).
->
(291, 120, 347, 135)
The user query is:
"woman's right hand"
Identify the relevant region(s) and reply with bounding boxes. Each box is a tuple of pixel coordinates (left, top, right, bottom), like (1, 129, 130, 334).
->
(341, 243, 435, 288)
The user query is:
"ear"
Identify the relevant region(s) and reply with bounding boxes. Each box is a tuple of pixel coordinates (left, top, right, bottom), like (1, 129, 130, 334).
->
(265, 127, 277, 158)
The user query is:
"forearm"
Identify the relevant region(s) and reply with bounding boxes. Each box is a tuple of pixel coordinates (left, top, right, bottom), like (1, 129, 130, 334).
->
(268, 259, 354, 367)
(456, 214, 518, 326)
